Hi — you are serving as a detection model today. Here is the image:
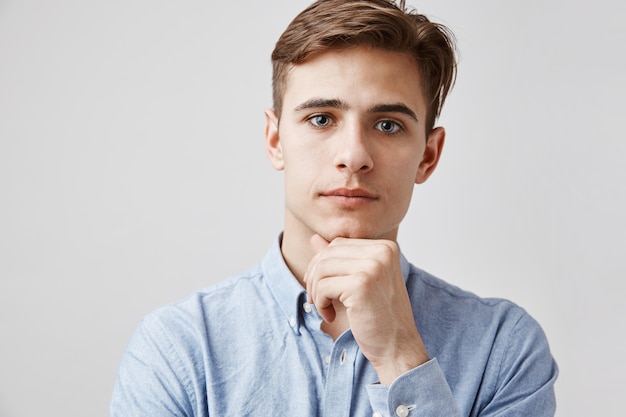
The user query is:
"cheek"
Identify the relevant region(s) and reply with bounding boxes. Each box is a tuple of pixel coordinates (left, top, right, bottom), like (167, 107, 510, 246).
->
(389, 178, 417, 205)
(281, 140, 327, 176)
(382, 162, 421, 203)
(282, 157, 318, 193)
(380, 150, 421, 179)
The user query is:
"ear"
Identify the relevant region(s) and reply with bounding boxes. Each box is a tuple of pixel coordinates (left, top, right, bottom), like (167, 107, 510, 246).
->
(415, 126, 445, 184)
(264, 108, 284, 170)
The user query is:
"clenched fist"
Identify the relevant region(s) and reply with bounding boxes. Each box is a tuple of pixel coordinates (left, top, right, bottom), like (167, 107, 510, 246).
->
(304, 234, 430, 385)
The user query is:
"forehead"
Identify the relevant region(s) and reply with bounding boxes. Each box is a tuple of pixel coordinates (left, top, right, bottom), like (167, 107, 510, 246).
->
(282, 46, 427, 115)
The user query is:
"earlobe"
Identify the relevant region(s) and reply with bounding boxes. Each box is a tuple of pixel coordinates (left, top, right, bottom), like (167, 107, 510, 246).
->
(264, 109, 284, 171)
(415, 126, 445, 184)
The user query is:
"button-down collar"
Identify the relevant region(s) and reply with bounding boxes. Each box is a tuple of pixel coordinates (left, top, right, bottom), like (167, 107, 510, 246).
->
(262, 234, 307, 335)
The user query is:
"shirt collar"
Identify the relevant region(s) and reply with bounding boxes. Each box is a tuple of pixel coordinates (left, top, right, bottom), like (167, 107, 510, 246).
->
(262, 233, 412, 335)
(262, 233, 307, 335)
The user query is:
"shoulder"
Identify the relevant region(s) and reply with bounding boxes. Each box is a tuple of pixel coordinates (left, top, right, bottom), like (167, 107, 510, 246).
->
(120, 264, 274, 386)
(406, 263, 555, 367)
(405, 264, 551, 353)
(405, 264, 557, 408)
(407, 264, 526, 319)
(112, 267, 269, 417)
(141, 264, 268, 336)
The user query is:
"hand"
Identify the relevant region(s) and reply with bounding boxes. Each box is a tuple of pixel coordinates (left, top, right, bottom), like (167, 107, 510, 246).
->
(304, 234, 430, 385)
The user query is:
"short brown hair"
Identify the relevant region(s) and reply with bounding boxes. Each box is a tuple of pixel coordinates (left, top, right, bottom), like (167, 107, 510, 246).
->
(271, 0, 457, 133)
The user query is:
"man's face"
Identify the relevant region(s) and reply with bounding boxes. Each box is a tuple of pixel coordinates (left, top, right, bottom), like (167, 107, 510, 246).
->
(265, 46, 444, 243)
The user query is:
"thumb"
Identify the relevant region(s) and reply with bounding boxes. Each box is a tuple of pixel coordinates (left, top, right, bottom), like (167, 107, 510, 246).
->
(310, 233, 330, 254)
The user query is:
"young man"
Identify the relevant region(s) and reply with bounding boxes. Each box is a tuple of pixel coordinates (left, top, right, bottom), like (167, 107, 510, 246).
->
(111, 1, 558, 416)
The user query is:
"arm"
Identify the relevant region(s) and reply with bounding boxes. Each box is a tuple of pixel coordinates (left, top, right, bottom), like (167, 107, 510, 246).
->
(367, 326, 557, 417)
(476, 312, 558, 416)
(367, 358, 461, 417)
(110, 315, 199, 417)
(305, 235, 557, 417)
(305, 235, 461, 416)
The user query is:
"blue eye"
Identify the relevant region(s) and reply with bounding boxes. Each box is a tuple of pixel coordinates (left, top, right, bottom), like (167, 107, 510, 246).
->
(376, 120, 402, 134)
(308, 114, 332, 127)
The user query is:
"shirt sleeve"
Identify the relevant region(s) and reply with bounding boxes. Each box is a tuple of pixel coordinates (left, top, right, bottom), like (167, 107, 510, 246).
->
(365, 358, 462, 417)
(365, 310, 558, 417)
(477, 311, 558, 416)
(110, 314, 200, 417)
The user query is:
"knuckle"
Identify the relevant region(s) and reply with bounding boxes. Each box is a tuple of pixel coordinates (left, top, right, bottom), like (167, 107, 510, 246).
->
(379, 241, 397, 259)
(355, 270, 376, 290)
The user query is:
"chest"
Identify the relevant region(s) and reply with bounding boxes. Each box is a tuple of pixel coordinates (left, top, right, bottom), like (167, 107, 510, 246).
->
(202, 322, 377, 417)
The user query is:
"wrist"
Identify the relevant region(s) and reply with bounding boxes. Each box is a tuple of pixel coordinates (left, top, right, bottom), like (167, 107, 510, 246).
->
(373, 350, 430, 386)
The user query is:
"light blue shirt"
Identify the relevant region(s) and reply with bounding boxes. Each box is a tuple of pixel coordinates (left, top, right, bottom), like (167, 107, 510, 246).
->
(111, 236, 557, 416)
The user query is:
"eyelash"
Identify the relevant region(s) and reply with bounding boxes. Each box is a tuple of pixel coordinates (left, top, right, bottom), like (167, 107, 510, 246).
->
(306, 114, 334, 128)
(375, 120, 404, 134)
(305, 114, 405, 135)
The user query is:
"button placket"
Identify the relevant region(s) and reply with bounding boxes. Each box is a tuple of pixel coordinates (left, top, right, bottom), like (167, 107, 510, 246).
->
(321, 333, 358, 416)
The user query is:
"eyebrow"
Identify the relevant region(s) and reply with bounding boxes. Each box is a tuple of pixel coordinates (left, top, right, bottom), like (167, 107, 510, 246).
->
(293, 98, 419, 122)
(294, 98, 348, 112)
(369, 103, 418, 121)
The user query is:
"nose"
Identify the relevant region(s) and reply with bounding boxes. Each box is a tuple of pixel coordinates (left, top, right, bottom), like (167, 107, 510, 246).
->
(333, 123, 374, 173)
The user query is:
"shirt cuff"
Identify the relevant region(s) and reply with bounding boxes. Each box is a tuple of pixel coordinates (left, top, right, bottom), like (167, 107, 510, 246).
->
(366, 358, 461, 417)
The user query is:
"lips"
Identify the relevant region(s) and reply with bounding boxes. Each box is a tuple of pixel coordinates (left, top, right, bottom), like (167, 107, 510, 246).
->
(321, 188, 376, 198)
(319, 187, 378, 207)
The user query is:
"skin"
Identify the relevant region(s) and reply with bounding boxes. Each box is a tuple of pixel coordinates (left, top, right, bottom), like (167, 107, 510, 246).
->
(265, 46, 445, 385)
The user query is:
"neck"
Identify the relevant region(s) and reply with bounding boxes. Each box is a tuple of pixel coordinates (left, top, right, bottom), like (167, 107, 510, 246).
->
(280, 228, 315, 287)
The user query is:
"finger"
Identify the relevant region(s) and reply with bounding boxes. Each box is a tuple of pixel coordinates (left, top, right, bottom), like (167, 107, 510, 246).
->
(304, 234, 330, 303)
(316, 296, 337, 323)
(329, 237, 398, 251)
(306, 242, 393, 305)
(310, 233, 330, 254)
(311, 257, 380, 283)
(307, 258, 378, 318)
(303, 234, 330, 283)
(312, 274, 362, 322)
(315, 242, 399, 266)
(307, 237, 396, 283)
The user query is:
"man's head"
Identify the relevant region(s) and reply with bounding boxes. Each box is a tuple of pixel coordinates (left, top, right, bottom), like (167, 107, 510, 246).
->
(265, 0, 458, 253)
(271, 0, 457, 134)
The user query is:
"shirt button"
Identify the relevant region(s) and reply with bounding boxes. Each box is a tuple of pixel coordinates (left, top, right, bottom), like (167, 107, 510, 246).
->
(373, 413, 383, 417)
(324, 354, 331, 364)
(303, 302, 312, 313)
(396, 405, 410, 417)
(289, 316, 297, 328)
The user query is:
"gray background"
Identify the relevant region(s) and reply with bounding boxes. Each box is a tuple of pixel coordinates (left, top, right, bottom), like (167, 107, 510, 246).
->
(1, 0, 624, 416)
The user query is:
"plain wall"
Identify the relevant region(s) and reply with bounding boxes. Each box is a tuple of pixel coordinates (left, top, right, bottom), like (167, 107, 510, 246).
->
(1, 0, 624, 416)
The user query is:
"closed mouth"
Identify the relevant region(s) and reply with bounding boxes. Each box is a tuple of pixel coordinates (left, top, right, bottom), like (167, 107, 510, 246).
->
(320, 188, 377, 199)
